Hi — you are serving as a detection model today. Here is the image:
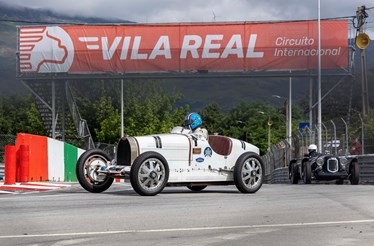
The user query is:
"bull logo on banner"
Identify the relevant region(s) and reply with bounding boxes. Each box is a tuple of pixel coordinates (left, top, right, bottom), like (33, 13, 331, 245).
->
(19, 27, 74, 73)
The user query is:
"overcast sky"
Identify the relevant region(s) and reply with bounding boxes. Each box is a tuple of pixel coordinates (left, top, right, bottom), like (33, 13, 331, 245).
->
(2, 0, 374, 36)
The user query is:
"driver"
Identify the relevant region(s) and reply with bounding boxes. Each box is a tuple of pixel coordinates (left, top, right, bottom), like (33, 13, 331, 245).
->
(184, 112, 208, 140)
(307, 144, 319, 157)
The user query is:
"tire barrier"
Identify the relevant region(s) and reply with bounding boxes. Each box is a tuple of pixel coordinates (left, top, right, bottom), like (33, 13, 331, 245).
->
(271, 167, 289, 184)
(357, 155, 374, 184)
(0, 162, 4, 180)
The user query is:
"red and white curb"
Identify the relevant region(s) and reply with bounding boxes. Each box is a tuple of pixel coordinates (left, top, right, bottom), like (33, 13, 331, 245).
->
(0, 182, 71, 194)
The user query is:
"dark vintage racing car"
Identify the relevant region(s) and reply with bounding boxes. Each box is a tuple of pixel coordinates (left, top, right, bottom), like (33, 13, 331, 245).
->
(288, 153, 360, 185)
(76, 127, 265, 196)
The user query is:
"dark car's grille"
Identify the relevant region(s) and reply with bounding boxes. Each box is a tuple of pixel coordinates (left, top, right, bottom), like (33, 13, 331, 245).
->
(327, 158, 339, 173)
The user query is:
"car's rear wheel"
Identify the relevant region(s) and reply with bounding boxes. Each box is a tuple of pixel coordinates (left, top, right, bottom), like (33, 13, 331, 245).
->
(302, 162, 311, 184)
(130, 152, 169, 196)
(234, 152, 264, 193)
(187, 185, 207, 192)
(349, 161, 360, 185)
(76, 149, 114, 193)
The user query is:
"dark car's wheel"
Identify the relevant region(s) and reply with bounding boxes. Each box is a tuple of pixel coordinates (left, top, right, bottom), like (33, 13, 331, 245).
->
(349, 161, 360, 185)
(76, 149, 114, 193)
(290, 164, 299, 184)
(234, 152, 264, 193)
(187, 185, 207, 192)
(302, 162, 311, 184)
(130, 152, 169, 196)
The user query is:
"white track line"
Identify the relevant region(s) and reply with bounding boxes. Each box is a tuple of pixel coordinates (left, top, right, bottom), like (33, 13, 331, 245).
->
(0, 219, 373, 239)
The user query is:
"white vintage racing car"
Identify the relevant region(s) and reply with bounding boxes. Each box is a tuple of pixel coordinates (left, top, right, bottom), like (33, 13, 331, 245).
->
(76, 127, 264, 196)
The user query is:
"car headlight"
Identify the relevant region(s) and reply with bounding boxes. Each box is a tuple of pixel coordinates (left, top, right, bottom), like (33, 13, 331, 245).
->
(339, 157, 348, 165)
(339, 157, 348, 170)
(316, 157, 324, 166)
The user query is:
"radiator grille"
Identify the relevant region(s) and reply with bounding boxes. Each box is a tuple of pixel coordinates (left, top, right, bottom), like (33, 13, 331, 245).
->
(327, 158, 339, 173)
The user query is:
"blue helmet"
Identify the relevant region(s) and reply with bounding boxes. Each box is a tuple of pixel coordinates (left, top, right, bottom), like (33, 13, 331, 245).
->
(184, 112, 202, 130)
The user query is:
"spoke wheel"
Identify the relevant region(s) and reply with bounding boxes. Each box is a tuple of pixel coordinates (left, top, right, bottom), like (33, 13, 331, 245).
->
(130, 152, 169, 196)
(234, 153, 264, 193)
(76, 149, 114, 193)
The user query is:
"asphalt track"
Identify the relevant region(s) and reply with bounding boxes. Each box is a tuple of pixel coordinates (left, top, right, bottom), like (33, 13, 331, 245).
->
(0, 182, 373, 246)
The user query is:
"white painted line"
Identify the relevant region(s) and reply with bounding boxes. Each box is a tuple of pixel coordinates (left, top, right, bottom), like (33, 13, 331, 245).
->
(0, 219, 373, 239)
(26, 182, 71, 187)
(0, 190, 14, 194)
(0, 185, 61, 190)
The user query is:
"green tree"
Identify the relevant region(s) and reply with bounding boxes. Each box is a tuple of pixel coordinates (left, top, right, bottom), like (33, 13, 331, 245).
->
(25, 102, 46, 135)
(73, 79, 190, 143)
(199, 103, 226, 135)
(93, 96, 121, 143)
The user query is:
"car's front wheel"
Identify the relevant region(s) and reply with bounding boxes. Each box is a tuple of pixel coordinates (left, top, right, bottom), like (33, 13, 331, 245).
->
(302, 162, 311, 184)
(130, 152, 169, 196)
(349, 161, 360, 185)
(233, 152, 264, 193)
(76, 149, 114, 193)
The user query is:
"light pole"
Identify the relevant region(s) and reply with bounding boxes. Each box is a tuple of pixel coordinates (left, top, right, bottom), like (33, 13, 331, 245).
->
(359, 113, 364, 154)
(321, 122, 328, 154)
(272, 95, 289, 142)
(258, 111, 271, 151)
(341, 117, 349, 155)
(330, 120, 337, 155)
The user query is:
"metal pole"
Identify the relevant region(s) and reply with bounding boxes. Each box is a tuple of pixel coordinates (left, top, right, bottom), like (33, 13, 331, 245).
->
(61, 81, 66, 142)
(288, 73, 292, 159)
(321, 122, 327, 154)
(330, 120, 337, 155)
(258, 111, 271, 151)
(359, 113, 364, 154)
(317, 0, 322, 152)
(52, 80, 56, 139)
(341, 117, 348, 155)
(309, 77, 313, 129)
(121, 79, 124, 138)
(357, 6, 369, 116)
(268, 118, 271, 151)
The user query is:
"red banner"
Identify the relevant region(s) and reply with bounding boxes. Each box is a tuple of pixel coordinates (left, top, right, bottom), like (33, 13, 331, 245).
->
(18, 20, 348, 75)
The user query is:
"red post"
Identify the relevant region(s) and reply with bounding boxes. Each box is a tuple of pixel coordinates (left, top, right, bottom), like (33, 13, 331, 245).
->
(4, 145, 17, 185)
(18, 144, 30, 182)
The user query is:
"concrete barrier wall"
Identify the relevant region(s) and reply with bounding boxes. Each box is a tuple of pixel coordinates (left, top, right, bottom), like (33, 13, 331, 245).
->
(5, 133, 85, 182)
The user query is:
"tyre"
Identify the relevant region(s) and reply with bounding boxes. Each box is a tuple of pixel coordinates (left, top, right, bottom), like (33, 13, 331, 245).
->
(290, 164, 299, 184)
(302, 162, 311, 184)
(349, 161, 360, 185)
(233, 152, 264, 193)
(187, 185, 207, 192)
(76, 149, 114, 193)
(130, 152, 169, 196)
